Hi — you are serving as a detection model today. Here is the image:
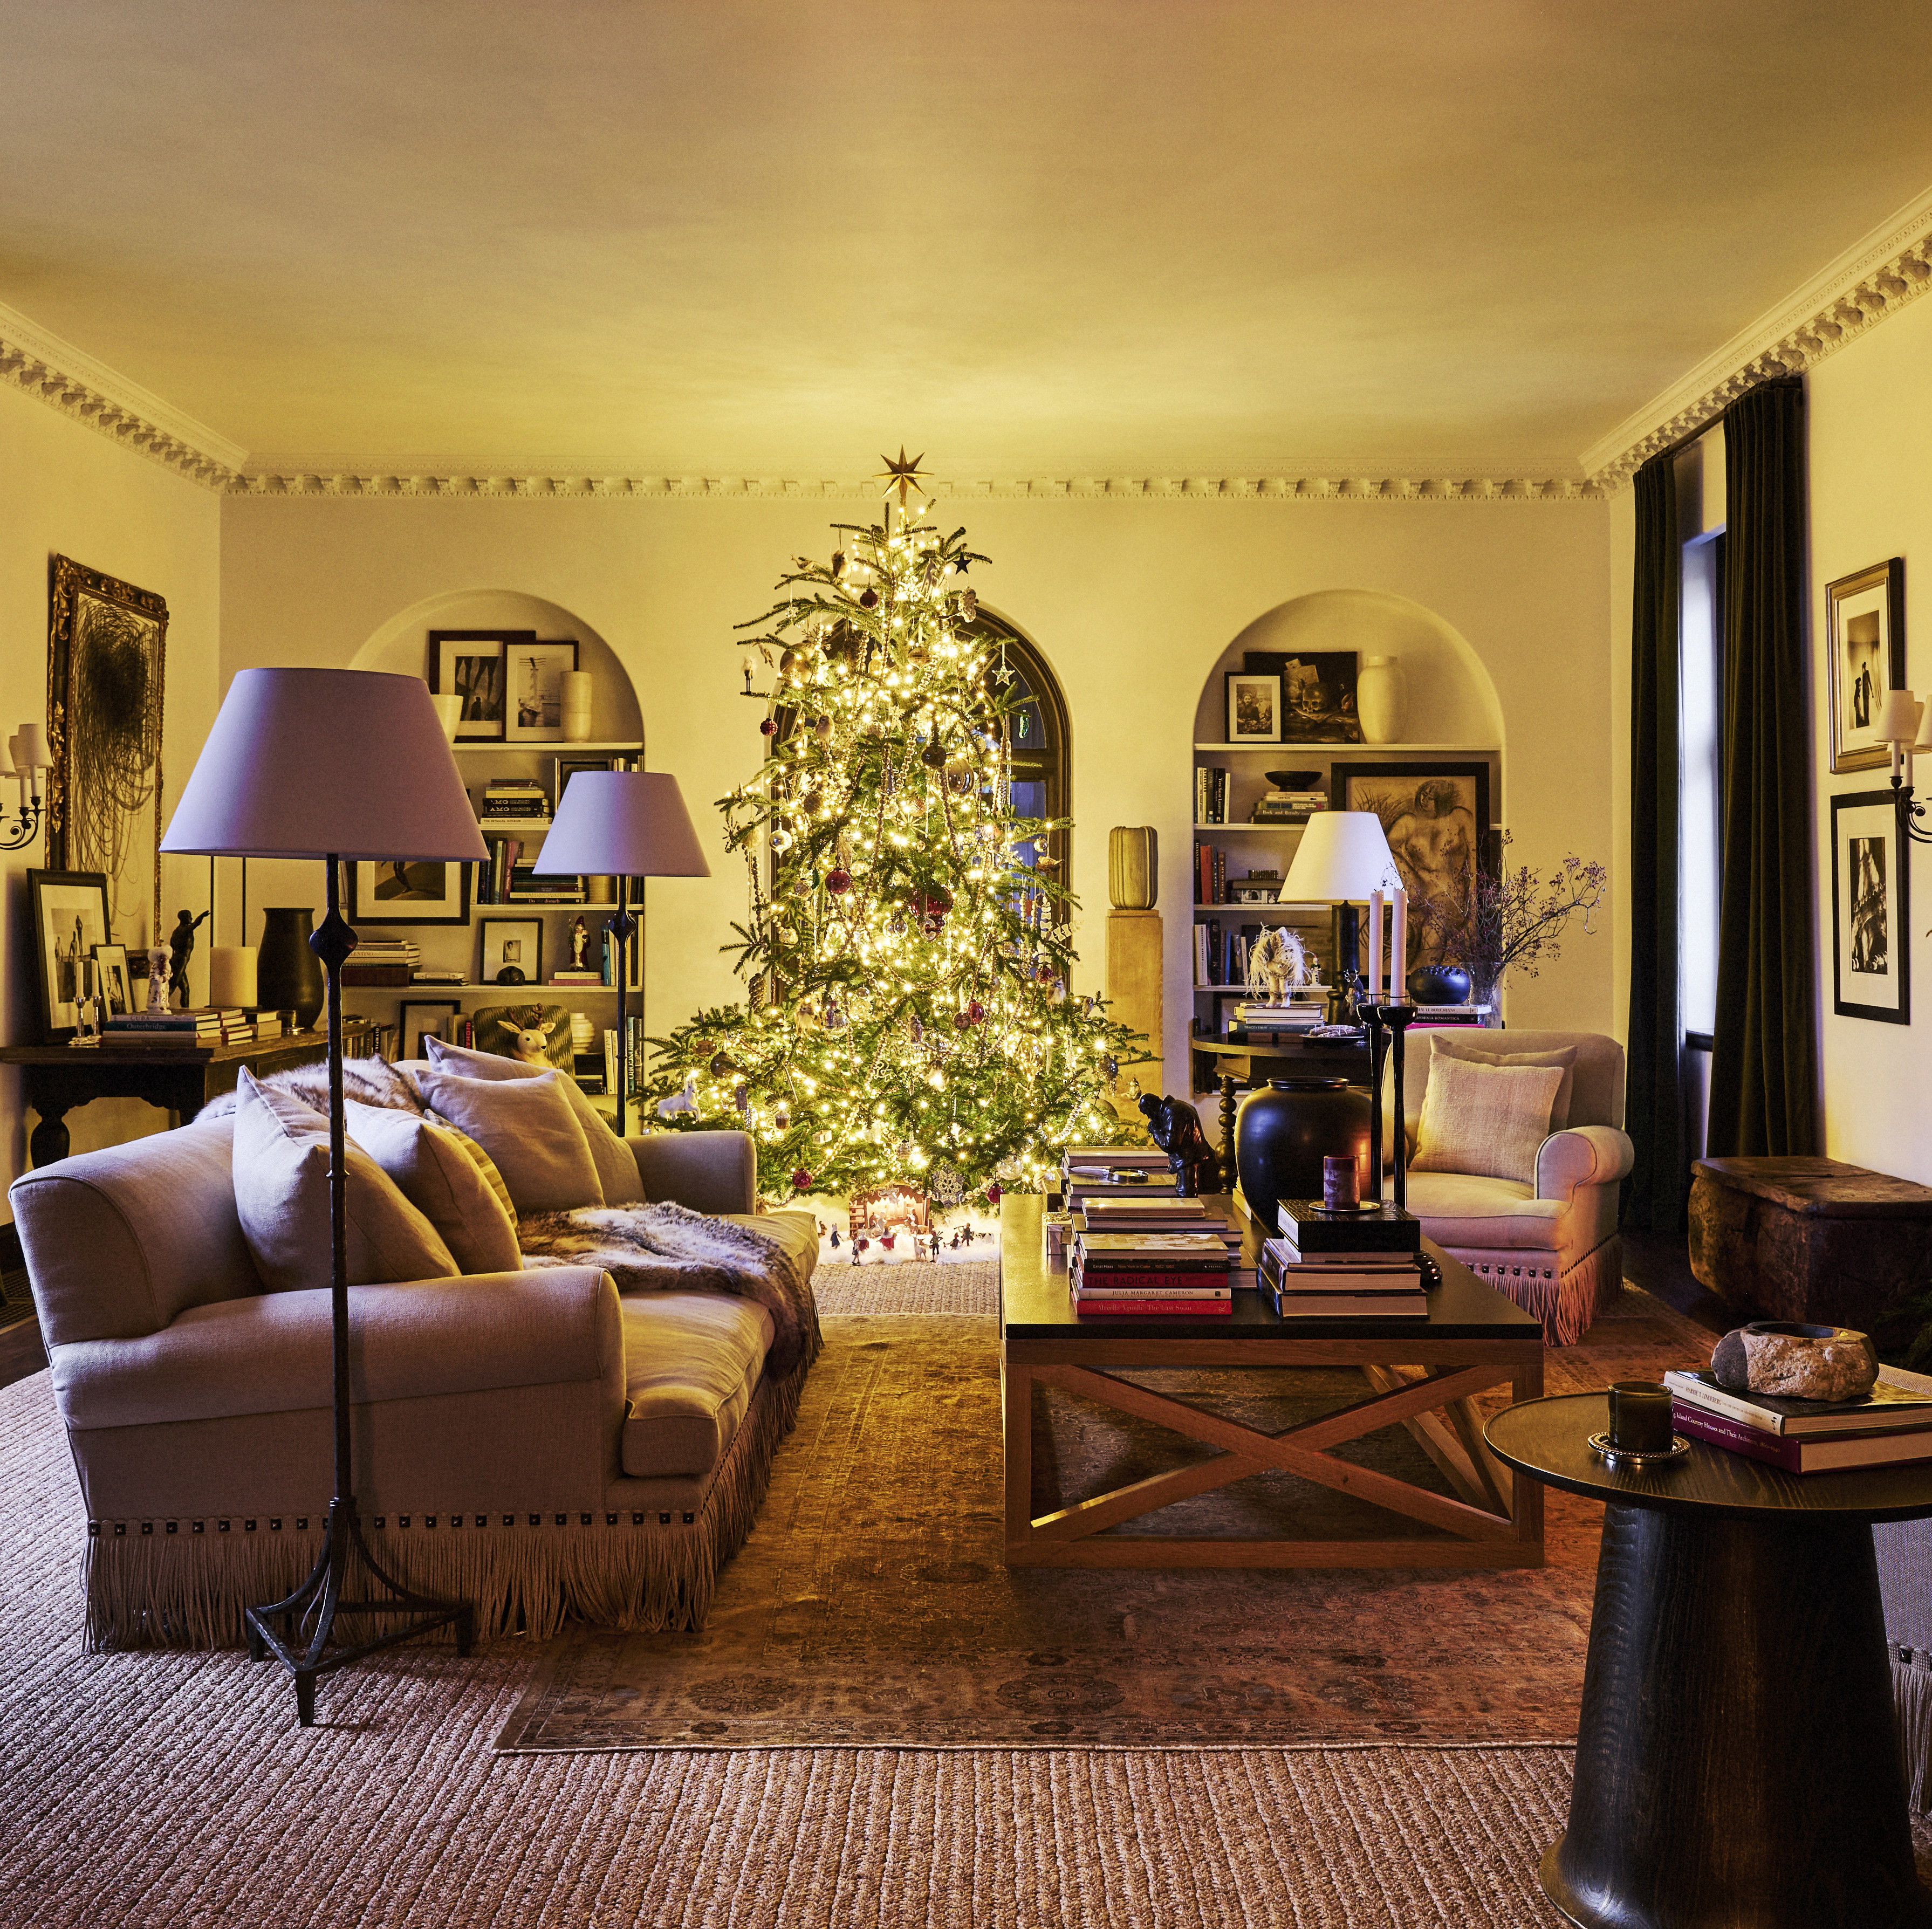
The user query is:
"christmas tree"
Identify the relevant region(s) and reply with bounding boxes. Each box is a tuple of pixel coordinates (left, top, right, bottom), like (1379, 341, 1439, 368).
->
(646, 454, 1148, 1205)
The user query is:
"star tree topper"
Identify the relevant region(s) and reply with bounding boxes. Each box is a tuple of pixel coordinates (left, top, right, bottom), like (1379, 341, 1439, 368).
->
(874, 446, 936, 510)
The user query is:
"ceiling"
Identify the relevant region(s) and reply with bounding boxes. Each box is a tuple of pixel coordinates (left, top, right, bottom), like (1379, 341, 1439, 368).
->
(3, 1, 1930, 478)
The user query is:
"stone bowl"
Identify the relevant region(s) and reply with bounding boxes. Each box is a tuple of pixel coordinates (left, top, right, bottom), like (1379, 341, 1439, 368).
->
(1711, 1320, 1879, 1402)
(1265, 770, 1322, 791)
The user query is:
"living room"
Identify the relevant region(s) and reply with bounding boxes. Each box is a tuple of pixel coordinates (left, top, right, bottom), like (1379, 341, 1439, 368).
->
(3, 6, 1932, 1926)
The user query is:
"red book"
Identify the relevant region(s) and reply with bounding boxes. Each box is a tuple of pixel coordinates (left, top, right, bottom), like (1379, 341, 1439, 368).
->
(1075, 1299, 1234, 1317)
(1672, 1401, 1932, 1473)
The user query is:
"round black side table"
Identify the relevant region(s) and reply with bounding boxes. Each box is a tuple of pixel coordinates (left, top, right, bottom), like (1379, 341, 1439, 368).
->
(1486, 1392, 1932, 1929)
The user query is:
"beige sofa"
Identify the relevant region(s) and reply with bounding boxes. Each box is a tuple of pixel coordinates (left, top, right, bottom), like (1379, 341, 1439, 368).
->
(11, 1106, 818, 1649)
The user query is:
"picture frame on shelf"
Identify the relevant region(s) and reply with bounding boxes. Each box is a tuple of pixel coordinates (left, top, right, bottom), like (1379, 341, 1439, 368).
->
(348, 858, 472, 925)
(477, 915, 544, 986)
(430, 629, 534, 743)
(1826, 559, 1906, 773)
(91, 942, 133, 1018)
(1338, 761, 1491, 974)
(505, 640, 581, 743)
(1831, 790, 1908, 1024)
(553, 753, 620, 813)
(28, 870, 112, 1041)
(1242, 650, 1365, 744)
(1225, 671, 1282, 743)
(398, 999, 462, 1060)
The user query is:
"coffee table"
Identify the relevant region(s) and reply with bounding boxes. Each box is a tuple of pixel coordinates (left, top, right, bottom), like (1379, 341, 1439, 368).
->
(1486, 1392, 1932, 1929)
(999, 1193, 1544, 1568)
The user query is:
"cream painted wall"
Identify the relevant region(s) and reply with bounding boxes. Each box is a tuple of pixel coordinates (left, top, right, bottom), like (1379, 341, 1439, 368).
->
(1808, 292, 1932, 1182)
(220, 493, 1614, 1097)
(0, 384, 222, 1198)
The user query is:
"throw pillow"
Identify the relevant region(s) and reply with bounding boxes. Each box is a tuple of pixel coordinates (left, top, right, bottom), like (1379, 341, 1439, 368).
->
(1427, 1033, 1580, 1131)
(411, 1064, 605, 1213)
(344, 1100, 522, 1275)
(422, 1110, 519, 1225)
(1410, 1054, 1566, 1186)
(422, 1033, 642, 1204)
(232, 1070, 459, 1293)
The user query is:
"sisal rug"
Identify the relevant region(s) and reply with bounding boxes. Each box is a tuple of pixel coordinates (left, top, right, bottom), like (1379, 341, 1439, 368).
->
(497, 1288, 1713, 1753)
(813, 1259, 1000, 1315)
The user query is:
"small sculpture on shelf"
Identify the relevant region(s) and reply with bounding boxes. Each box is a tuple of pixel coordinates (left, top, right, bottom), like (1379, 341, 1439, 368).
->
(145, 945, 171, 1014)
(1138, 1092, 1220, 1198)
(570, 916, 589, 971)
(1244, 925, 1312, 1005)
(167, 908, 210, 1008)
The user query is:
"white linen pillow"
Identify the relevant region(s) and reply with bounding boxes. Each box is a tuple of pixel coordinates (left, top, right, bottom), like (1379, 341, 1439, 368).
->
(1410, 1054, 1566, 1187)
(410, 1065, 604, 1214)
(1427, 1034, 1580, 1131)
(232, 1071, 459, 1293)
(422, 1034, 643, 1204)
(342, 1099, 522, 1275)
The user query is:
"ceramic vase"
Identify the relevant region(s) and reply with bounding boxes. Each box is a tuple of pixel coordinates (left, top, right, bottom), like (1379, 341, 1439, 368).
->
(1107, 826, 1159, 909)
(1357, 655, 1407, 744)
(256, 907, 325, 1030)
(561, 670, 594, 743)
(1234, 1077, 1374, 1235)
(1407, 963, 1471, 1006)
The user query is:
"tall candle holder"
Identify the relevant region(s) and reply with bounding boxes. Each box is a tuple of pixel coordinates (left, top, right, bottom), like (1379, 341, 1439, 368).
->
(1363, 1001, 1417, 1211)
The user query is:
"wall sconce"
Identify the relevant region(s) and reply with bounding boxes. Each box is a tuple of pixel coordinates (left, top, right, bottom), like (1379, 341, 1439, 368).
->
(0, 723, 50, 849)
(1876, 689, 1932, 849)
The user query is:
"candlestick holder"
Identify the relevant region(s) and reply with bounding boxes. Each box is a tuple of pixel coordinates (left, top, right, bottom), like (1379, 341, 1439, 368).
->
(1362, 1001, 1417, 1211)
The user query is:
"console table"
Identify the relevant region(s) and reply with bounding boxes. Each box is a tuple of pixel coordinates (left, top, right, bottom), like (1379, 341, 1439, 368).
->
(0, 1034, 330, 1166)
(1486, 1392, 1932, 1929)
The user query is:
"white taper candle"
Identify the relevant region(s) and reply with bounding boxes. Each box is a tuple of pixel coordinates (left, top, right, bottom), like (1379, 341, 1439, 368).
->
(1367, 889, 1383, 999)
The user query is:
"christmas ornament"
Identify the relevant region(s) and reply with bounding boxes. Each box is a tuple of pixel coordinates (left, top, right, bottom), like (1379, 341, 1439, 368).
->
(921, 738, 946, 768)
(959, 587, 978, 621)
(760, 717, 778, 737)
(826, 868, 853, 894)
(709, 1053, 738, 1076)
(790, 1166, 812, 1190)
(859, 587, 879, 610)
(986, 1182, 1002, 1206)
(954, 1008, 974, 1030)
(831, 550, 845, 574)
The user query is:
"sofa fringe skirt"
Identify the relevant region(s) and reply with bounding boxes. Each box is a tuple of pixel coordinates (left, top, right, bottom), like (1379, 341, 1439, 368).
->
(80, 1357, 809, 1653)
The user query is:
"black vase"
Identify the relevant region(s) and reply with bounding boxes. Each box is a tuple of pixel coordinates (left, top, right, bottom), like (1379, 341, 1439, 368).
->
(1407, 964, 1471, 1006)
(257, 907, 325, 1030)
(1234, 1078, 1374, 1236)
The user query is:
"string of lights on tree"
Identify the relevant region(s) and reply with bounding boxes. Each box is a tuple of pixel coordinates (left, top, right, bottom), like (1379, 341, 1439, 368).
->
(645, 450, 1148, 1205)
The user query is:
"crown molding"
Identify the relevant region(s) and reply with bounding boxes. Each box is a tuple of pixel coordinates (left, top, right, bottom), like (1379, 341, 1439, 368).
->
(1584, 181, 1932, 490)
(0, 299, 247, 487)
(228, 469, 1602, 502)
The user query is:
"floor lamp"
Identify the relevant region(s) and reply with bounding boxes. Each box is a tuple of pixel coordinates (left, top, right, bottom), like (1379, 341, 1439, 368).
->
(161, 668, 489, 1725)
(1278, 812, 1405, 1203)
(533, 770, 709, 1135)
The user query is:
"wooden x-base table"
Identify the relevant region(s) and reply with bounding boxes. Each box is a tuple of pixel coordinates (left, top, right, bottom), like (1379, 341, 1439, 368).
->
(1001, 1194, 1544, 1569)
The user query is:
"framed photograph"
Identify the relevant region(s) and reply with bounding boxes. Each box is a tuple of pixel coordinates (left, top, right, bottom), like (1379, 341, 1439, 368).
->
(28, 870, 111, 1041)
(553, 753, 619, 812)
(1243, 649, 1365, 744)
(478, 915, 544, 986)
(91, 942, 133, 1018)
(505, 640, 580, 743)
(47, 556, 168, 948)
(1225, 672, 1282, 743)
(398, 1000, 462, 1060)
(1827, 559, 1906, 773)
(1831, 791, 1908, 1024)
(1338, 762, 1492, 973)
(348, 858, 472, 925)
(430, 629, 534, 744)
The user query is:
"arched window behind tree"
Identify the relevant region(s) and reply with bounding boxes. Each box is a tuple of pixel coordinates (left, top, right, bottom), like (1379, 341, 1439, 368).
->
(975, 612, 1071, 915)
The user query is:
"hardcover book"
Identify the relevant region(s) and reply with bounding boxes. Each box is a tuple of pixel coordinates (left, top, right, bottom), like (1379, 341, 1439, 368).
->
(1276, 1201, 1421, 1255)
(1663, 1367, 1932, 1437)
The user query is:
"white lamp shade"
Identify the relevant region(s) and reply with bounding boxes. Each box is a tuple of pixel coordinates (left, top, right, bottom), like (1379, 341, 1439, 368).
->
(14, 723, 49, 771)
(161, 668, 488, 861)
(1916, 702, 1932, 753)
(1874, 689, 1923, 747)
(532, 770, 710, 877)
(1279, 811, 1402, 903)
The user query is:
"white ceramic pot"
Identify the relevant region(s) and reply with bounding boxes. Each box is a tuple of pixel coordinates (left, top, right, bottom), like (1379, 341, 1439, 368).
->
(560, 670, 594, 743)
(1357, 655, 1407, 744)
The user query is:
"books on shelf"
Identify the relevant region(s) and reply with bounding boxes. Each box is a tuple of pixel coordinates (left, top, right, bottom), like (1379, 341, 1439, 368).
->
(1075, 1298, 1234, 1317)
(1664, 1367, 1932, 1439)
(340, 964, 412, 987)
(411, 969, 466, 985)
(1257, 1235, 1427, 1317)
(1195, 766, 1231, 826)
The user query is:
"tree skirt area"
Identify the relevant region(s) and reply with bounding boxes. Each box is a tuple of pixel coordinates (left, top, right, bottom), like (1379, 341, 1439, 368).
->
(497, 1289, 1712, 1753)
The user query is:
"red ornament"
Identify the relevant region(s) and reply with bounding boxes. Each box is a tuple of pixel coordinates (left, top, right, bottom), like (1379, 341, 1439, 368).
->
(826, 868, 853, 895)
(760, 717, 778, 736)
(954, 1008, 974, 1030)
(967, 1000, 985, 1025)
(986, 1182, 1003, 1205)
(859, 587, 879, 609)
(790, 1167, 813, 1191)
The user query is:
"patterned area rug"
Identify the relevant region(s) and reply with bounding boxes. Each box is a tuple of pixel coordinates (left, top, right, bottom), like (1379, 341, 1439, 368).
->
(812, 1260, 1000, 1315)
(497, 1286, 1716, 1753)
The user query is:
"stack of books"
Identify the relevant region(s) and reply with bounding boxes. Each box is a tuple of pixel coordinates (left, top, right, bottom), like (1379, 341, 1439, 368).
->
(410, 967, 465, 986)
(217, 1008, 255, 1045)
(1250, 787, 1327, 823)
(1194, 843, 1229, 907)
(105, 1009, 224, 1047)
(1234, 999, 1325, 1040)
(1666, 1365, 1932, 1472)
(342, 938, 420, 987)
(251, 1011, 285, 1041)
(478, 780, 549, 823)
(1061, 1145, 1177, 1197)
(1195, 766, 1231, 826)
(1072, 1230, 1233, 1316)
(1258, 1200, 1428, 1319)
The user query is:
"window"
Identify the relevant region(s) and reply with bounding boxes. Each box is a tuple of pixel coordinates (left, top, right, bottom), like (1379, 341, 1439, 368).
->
(975, 612, 1071, 903)
(1680, 529, 1724, 1042)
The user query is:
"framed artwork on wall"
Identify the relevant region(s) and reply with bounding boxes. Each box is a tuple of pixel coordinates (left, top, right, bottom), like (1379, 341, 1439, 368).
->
(505, 640, 580, 743)
(1225, 671, 1282, 743)
(429, 629, 535, 743)
(1242, 650, 1365, 744)
(1338, 761, 1492, 974)
(28, 869, 112, 1041)
(398, 999, 461, 1060)
(477, 915, 544, 986)
(347, 858, 472, 925)
(1831, 790, 1909, 1024)
(1827, 559, 1906, 773)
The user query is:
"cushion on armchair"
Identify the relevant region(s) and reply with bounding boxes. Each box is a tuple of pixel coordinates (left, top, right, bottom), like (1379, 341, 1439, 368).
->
(344, 1099, 521, 1274)
(1426, 1034, 1579, 1130)
(412, 1065, 605, 1213)
(232, 1071, 460, 1293)
(1410, 1055, 1564, 1186)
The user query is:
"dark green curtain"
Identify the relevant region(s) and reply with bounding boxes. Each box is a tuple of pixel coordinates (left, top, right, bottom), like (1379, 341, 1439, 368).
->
(1707, 376, 1818, 1157)
(1623, 453, 1686, 1231)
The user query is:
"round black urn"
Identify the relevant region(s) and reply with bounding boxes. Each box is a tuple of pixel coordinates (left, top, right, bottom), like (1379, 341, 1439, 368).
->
(1234, 1079, 1374, 1236)
(1407, 963, 1471, 1006)
(256, 906, 325, 1031)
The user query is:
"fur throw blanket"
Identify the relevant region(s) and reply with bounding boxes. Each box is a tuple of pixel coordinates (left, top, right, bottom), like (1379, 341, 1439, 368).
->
(518, 1203, 822, 1377)
(198, 1054, 426, 1121)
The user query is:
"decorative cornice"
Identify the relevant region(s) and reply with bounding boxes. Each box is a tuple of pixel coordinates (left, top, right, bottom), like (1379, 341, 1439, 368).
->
(1584, 182, 1932, 489)
(226, 469, 1602, 502)
(0, 299, 246, 488)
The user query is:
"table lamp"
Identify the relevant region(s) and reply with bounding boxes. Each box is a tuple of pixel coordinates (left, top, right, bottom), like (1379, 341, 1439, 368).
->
(532, 771, 710, 1134)
(161, 668, 488, 1725)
